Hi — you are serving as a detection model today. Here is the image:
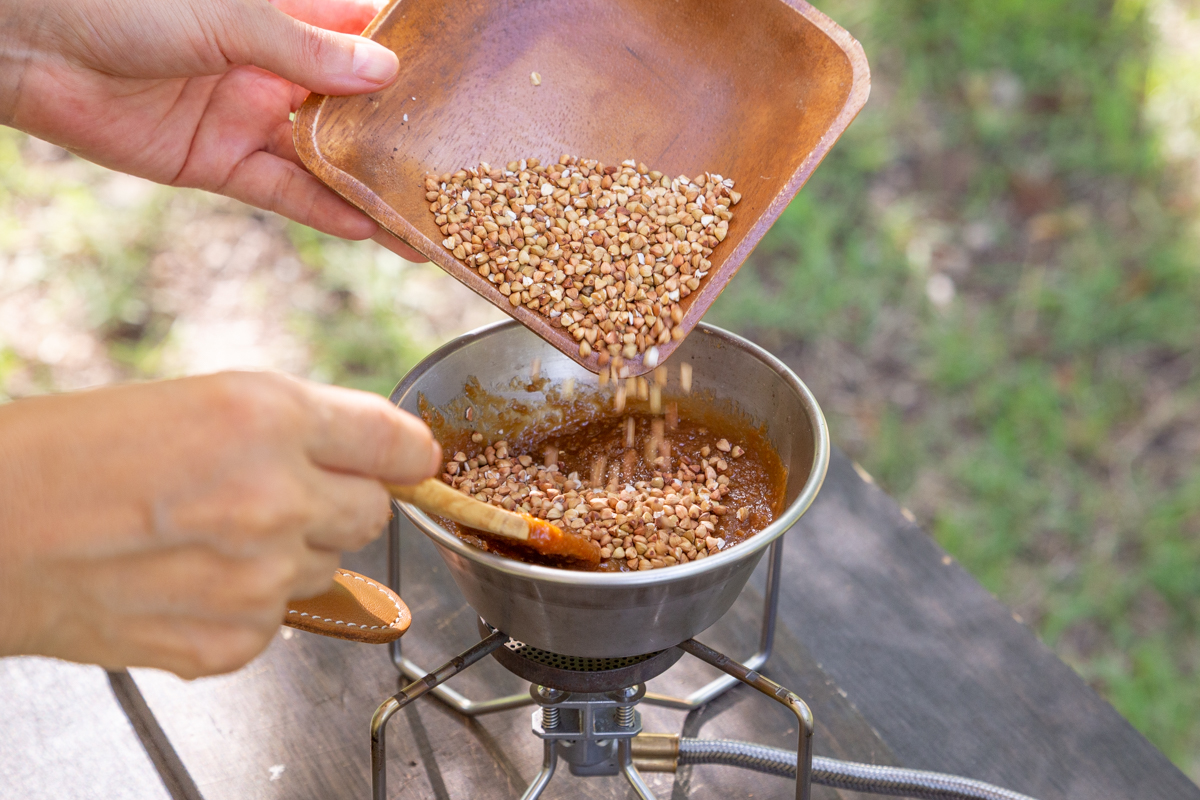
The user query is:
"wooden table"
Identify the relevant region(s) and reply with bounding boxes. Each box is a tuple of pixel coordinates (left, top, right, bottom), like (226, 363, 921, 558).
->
(3, 449, 1196, 800)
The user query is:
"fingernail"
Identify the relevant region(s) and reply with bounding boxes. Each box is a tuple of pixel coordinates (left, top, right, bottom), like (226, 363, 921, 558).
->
(428, 441, 443, 478)
(352, 40, 399, 85)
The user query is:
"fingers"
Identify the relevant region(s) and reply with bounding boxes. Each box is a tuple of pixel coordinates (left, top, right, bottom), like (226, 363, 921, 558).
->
(300, 382, 441, 485)
(7, 373, 416, 678)
(373, 228, 429, 263)
(34, 547, 336, 679)
(97, 615, 278, 679)
(220, 150, 378, 239)
(222, 0, 398, 95)
(52, 545, 336, 626)
(269, 0, 380, 35)
(262, 105, 430, 263)
(299, 467, 392, 553)
(287, 549, 341, 599)
(151, 373, 424, 548)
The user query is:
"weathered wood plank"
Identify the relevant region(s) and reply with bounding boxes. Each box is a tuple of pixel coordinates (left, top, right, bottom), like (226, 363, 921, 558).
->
(778, 448, 1200, 800)
(0, 657, 171, 800)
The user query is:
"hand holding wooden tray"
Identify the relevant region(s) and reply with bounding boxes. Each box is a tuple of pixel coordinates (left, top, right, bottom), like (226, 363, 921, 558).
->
(293, 0, 869, 375)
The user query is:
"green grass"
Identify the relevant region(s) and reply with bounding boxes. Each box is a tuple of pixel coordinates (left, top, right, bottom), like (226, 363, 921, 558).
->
(712, 0, 1200, 775)
(287, 224, 431, 396)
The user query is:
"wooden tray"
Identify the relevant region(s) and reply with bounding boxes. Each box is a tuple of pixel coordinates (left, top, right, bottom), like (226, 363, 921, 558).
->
(294, 0, 869, 375)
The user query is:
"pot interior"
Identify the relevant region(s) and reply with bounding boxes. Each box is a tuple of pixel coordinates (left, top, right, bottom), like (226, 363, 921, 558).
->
(390, 320, 828, 585)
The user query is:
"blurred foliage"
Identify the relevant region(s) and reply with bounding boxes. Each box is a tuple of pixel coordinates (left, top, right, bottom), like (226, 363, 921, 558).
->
(0, 128, 172, 400)
(712, 0, 1200, 775)
(288, 224, 429, 396)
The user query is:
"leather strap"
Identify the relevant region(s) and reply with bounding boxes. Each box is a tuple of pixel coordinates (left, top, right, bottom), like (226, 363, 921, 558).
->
(283, 569, 411, 644)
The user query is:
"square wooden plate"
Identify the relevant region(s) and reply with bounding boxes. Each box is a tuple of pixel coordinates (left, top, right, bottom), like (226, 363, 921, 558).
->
(294, 0, 869, 375)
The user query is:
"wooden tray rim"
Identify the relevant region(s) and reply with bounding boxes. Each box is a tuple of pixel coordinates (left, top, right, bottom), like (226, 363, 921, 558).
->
(293, 0, 870, 375)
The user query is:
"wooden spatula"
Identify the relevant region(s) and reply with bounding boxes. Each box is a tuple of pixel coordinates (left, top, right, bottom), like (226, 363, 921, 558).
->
(283, 479, 600, 643)
(387, 478, 602, 568)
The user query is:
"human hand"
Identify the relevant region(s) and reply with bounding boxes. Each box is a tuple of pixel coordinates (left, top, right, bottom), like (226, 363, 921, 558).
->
(0, 0, 423, 259)
(0, 372, 439, 678)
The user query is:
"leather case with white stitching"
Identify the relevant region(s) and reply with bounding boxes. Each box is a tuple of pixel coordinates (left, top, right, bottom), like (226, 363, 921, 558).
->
(283, 569, 411, 644)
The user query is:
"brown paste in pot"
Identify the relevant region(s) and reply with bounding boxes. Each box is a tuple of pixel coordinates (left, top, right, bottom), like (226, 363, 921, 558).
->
(426, 385, 787, 572)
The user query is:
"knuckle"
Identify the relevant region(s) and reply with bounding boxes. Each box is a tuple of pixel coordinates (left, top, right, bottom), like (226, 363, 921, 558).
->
(300, 27, 336, 72)
(321, 480, 388, 551)
(294, 558, 338, 599)
(353, 489, 391, 547)
(262, 553, 303, 598)
(365, 402, 405, 471)
(345, 521, 381, 553)
(171, 657, 206, 680)
(201, 372, 304, 441)
(374, 409, 433, 479)
(228, 478, 308, 539)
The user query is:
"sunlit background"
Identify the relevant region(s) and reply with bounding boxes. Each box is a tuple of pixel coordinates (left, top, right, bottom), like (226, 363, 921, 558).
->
(2, 0, 1198, 779)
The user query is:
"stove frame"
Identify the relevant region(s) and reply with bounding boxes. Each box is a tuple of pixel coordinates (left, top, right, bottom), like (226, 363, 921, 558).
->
(370, 508, 812, 800)
(383, 509, 786, 712)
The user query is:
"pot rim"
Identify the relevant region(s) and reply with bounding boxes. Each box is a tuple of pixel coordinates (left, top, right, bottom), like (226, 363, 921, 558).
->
(389, 321, 829, 588)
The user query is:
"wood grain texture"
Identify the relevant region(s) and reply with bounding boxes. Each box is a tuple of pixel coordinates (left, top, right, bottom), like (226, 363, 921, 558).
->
(391, 479, 602, 567)
(778, 449, 1200, 800)
(108, 669, 205, 800)
(294, 0, 870, 375)
(126, 453, 1199, 799)
(0, 657, 171, 800)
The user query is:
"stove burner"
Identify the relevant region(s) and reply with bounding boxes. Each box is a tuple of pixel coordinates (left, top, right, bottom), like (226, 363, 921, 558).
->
(477, 619, 685, 692)
(371, 633, 815, 800)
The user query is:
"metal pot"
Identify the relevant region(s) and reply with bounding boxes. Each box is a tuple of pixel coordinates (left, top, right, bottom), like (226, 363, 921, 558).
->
(389, 321, 829, 658)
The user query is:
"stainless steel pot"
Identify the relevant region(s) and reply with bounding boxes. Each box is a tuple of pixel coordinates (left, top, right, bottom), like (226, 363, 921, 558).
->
(389, 321, 829, 658)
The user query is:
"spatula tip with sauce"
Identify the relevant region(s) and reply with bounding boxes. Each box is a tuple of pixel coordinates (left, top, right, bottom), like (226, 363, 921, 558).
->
(388, 478, 601, 569)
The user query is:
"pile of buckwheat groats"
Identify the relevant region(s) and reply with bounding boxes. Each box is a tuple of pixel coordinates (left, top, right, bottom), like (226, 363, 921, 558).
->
(425, 156, 739, 365)
(444, 437, 747, 571)
(441, 366, 756, 572)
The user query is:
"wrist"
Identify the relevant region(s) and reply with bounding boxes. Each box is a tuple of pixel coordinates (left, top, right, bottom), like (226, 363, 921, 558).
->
(0, 401, 45, 655)
(0, 2, 48, 127)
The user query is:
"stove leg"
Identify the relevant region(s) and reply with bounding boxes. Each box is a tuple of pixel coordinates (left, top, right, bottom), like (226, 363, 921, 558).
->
(371, 632, 509, 800)
(518, 740, 558, 800)
(677, 638, 813, 800)
(644, 537, 784, 710)
(386, 502, 535, 716)
(386, 501, 403, 674)
(618, 738, 659, 800)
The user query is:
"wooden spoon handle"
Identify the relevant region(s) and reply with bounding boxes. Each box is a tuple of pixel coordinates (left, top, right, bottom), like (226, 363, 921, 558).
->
(283, 569, 411, 644)
(387, 478, 529, 541)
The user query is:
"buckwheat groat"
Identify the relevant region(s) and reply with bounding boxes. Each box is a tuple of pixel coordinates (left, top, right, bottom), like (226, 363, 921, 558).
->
(426, 156, 739, 364)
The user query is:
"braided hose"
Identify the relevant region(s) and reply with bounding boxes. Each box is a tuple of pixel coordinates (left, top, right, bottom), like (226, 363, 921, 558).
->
(677, 739, 1038, 800)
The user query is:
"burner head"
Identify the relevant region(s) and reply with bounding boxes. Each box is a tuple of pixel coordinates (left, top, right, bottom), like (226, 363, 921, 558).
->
(478, 620, 684, 692)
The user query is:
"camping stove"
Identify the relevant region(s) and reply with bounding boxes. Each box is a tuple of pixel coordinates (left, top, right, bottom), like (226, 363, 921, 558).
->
(369, 515, 813, 800)
(366, 323, 1036, 800)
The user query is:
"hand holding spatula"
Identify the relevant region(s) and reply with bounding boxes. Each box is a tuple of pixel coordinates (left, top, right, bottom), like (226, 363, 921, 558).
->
(284, 478, 601, 643)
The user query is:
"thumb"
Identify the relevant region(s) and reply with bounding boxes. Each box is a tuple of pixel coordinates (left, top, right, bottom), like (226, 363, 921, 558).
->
(222, 0, 399, 94)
